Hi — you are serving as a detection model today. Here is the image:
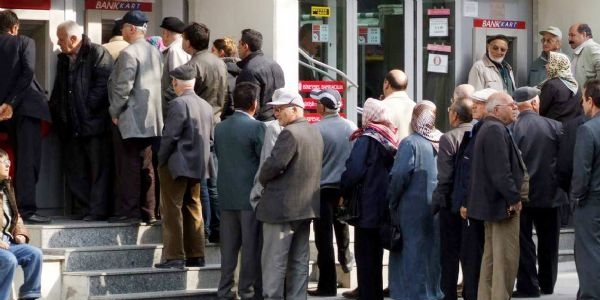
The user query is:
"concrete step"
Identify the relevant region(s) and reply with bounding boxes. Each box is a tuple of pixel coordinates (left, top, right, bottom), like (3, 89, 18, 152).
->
(88, 289, 218, 300)
(43, 244, 221, 271)
(62, 265, 220, 299)
(27, 221, 162, 248)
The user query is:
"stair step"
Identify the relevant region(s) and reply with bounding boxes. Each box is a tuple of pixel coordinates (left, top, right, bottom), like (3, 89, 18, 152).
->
(62, 266, 221, 298)
(44, 244, 221, 271)
(27, 221, 162, 248)
(88, 288, 218, 300)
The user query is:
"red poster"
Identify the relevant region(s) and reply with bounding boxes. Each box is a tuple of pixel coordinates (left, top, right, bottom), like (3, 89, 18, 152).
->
(85, 0, 153, 12)
(303, 98, 345, 110)
(298, 80, 345, 93)
(0, 0, 51, 10)
(305, 112, 346, 124)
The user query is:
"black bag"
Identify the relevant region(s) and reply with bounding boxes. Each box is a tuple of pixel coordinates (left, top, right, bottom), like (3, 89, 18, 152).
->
(380, 210, 402, 251)
(336, 183, 362, 225)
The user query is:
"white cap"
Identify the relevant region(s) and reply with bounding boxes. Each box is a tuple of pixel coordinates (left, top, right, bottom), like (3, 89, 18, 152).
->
(471, 88, 497, 102)
(268, 88, 305, 109)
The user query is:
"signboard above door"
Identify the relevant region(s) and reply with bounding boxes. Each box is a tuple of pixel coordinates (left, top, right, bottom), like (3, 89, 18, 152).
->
(85, 0, 153, 12)
(0, 0, 51, 10)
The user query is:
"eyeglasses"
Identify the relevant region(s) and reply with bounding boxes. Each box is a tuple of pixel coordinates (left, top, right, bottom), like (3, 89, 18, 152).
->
(541, 38, 556, 44)
(495, 102, 517, 108)
(274, 105, 295, 113)
(0, 158, 10, 167)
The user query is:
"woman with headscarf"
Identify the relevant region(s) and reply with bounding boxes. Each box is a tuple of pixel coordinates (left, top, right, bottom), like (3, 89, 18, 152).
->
(340, 98, 398, 300)
(387, 100, 444, 300)
(539, 51, 583, 122)
(468, 35, 516, 94)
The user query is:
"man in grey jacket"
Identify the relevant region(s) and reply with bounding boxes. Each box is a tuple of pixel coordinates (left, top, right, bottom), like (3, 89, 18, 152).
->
(108, 10, 163, 223)
(258, 89, 323, 300)
(568, 23, 600, 89)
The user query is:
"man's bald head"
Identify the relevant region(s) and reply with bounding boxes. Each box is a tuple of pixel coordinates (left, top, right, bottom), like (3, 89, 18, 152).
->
(385, 69, 408, 91)
(453, 84, 475, 101)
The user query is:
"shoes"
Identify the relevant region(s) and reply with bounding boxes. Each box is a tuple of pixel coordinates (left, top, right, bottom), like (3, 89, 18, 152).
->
(512, 291, 541, 298)
(342, 288, 358, 299)
(23, 213, 51, 224)
(83, 215, 107, 222)
(383, 287, 390, 297)
(185, 257, 205, 267)
(154, 259, 185, 269)
(307, 289, 336, 296)
(108, 216, 140, 223)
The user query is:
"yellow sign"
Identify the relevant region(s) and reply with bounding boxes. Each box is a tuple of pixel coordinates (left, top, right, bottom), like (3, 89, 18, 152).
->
(311, 6, 330, 17)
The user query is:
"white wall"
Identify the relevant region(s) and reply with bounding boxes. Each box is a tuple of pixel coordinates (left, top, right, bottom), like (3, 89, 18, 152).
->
(188, 0, 298, 88)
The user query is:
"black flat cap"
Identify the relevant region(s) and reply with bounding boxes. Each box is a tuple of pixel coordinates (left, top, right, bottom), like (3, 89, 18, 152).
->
(169, 64, 196, 81)
(122, 10, 148, 27)
(160, 17, 185, 34)
(487, 34, 509, 44)
(513, 86, 540, 103)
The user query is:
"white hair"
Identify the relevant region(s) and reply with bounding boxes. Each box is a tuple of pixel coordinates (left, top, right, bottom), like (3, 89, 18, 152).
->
(486, 95, 504, 113)
(174, 78, 196, 87)
(57, 20, 83, 38)
(134, 25, 147, 34)
(324, 107, 339, 114)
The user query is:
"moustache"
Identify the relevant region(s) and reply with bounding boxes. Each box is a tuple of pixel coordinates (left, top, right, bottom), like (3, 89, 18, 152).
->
(569, 41, 574, 44)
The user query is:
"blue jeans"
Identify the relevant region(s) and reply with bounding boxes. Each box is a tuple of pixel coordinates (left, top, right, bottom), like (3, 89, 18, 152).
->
(0, 243, 43, 300)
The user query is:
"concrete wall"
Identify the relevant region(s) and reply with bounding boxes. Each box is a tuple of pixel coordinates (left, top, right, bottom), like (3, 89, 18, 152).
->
(189, 0, 299, 88)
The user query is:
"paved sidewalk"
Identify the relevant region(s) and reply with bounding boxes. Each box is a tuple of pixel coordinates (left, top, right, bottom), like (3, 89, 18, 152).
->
(308, 261, 579, 300)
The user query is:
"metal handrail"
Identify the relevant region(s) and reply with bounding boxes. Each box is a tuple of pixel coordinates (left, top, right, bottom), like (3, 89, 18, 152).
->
(298, 48, 359, 88)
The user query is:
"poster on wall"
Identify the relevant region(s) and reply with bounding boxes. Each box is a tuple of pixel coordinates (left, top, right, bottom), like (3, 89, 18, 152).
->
(312, 24, 329, 42)
(429, 18, 448, 37)
(427, 54, 448, 73)
(358, 27, 381, 45)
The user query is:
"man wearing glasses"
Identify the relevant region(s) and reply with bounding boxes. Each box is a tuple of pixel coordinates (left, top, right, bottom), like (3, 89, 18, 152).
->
(529, 26, 563, 87)
(468, 35, 516, 94)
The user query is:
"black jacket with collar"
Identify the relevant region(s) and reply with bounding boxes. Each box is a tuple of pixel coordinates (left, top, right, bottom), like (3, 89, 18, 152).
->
(49, 35, 113, 137)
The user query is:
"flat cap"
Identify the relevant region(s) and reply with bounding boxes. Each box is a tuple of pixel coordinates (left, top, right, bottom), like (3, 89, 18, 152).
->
(310, 88, 342, 109)
(160, 17, 185, 34)
(539, 26, 562, 40)
(169, 64, 196, 81)
(487, 34, 509, 44)
(122, 10, 148, 27)
(513, 86, 541, 103)
(471, 88, 497, 102)
(268, 88, 305, 109)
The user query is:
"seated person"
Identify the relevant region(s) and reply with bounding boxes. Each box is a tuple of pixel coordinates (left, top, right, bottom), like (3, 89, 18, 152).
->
(0, 149, 43, 300)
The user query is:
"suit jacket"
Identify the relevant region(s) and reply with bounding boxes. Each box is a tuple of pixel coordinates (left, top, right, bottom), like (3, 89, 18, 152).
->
(258, 118, 323, 223)
(158, 89, 212, 180)
(215, 111, 265, 210)
(572, 39, 600, 89)
(381, 91, 416, 141)
(108, 38, 163, 139)
(432, 122, 473, 211)
(185, 49, 227, 123)
(468, 116, 524, 221)
(0, 33, 51, 121)
(511, 110, 565, 208)
(571, 113, 600, 204)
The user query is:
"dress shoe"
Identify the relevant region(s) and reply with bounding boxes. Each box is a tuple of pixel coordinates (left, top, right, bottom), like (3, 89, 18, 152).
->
(108, 216, 140, 223)
(341, 287, 358, 299)
(512, 290, 540, 298)
(83, 215, 107, 222)
(23, 214, 51, 224)
(307, 289, 336, 296)
(185, 257, 205, 267)
(154, 259, 185, 269)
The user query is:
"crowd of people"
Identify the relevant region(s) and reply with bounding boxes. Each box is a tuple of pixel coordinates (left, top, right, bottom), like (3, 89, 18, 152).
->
(1, 7, 600, 300)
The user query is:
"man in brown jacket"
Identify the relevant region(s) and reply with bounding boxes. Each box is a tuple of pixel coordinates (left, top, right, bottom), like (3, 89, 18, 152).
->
(0, 149, 43, 300)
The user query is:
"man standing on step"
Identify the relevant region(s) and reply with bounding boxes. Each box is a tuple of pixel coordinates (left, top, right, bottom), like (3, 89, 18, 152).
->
(214, 82, 265, 300)
(154, 65, 212, 269)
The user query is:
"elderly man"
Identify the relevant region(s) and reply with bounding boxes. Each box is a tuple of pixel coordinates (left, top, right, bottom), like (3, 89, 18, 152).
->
(510, 87, 564, 297)
(214, 82, 265, 299)
(50, 21, 113, 221)
(452, 84, 475, 102)
(108, 10, 163, 224)
(154, 64, 212, 269)
(159, 17, 190, 109)
(432, 97, 473, 300)
(469, 92, 525, 300)
(381, 69, 416, 141)
(308, 88, 356, 296)
(236, 29, 285, 121)
(258, 89, 323, 300)
(568, 23, 600, 89)
(571, 79, 600, 300)
(529, 26, 562, 87)
(468, 35, 516, 94)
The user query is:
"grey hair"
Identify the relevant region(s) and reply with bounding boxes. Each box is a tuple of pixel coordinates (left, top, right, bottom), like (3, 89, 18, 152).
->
(486, 95, 503, 113)
(134, 25, 147, 34)
(57, 20, 83, 38)
(173, 78, 196, 87)
(324, 107, 339, 114)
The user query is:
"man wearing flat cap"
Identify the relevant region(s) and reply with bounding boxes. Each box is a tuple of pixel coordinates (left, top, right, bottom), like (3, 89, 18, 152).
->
(510, 86, 564, 297)
(529, 26, 563, 87)
(308, 88, 356, 296)
(468, 35, 516, 94)
(258, 88, 323, 300)
(160, 17, 190, 110)
(155, 64, 212, 269)
(108, 10, 163, 223)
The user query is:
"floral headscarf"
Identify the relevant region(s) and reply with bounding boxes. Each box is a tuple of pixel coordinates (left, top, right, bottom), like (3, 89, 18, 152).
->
(544, 51, 578, 94)
(411, 100, 442, 151)
(350, 98, 399, 150)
